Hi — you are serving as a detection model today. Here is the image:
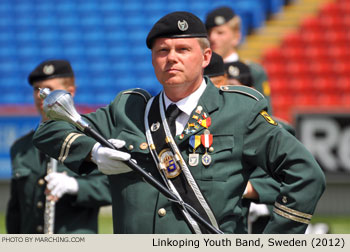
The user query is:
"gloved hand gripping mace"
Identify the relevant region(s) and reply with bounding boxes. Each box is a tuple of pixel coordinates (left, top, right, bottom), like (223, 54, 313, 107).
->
(39, 88, 223, 234)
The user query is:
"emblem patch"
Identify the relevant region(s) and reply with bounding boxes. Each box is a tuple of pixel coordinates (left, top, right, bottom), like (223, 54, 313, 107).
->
(260, 110, 277, 125)
(177, 20, 188, 31)
(159, 149, 181, 178)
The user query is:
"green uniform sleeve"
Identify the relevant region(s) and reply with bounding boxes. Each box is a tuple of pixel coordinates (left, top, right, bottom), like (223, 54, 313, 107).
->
(33, 89, 149, 175)
(249, 168, 280, 205)
(74, 171, 111, 207)
(243, 100, 326, 233)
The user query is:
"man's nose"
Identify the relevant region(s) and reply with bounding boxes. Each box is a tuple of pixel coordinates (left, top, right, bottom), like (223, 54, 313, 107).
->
(167, 49, 177, 62)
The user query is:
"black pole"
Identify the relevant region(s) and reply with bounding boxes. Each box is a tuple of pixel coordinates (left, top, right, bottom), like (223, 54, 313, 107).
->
(84, 126, 223, 234)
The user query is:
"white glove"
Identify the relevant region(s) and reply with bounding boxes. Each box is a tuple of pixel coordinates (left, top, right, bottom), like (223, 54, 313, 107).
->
(45, 172, 79, 199)
(91, 139, 133, 175)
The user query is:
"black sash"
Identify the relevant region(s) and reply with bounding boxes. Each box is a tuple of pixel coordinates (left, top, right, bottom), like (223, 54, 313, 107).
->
(148, 95, 214, 233)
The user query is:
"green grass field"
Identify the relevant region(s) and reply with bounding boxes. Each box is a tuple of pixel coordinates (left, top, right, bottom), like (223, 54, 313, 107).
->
(1, 213, 349, 234)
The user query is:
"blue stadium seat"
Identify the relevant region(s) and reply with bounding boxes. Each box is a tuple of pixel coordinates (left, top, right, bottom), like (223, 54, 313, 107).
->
(1, 0, 272, 105)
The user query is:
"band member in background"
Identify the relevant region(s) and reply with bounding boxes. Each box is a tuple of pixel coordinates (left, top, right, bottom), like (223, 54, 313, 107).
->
(6, 60, 111, 234)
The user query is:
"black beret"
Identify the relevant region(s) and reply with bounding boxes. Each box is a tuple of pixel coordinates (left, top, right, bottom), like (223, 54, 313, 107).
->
(28, 59, 74, 85)
(224, 61, 253, 86)
(146, 11, 208, 49)
(204, 52, 225, 77)
(205, 6, 236, 30)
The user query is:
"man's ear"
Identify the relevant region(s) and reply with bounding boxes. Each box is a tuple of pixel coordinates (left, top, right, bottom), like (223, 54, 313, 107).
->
(202, 48, 212, 69)
(66, 85, 76, 98)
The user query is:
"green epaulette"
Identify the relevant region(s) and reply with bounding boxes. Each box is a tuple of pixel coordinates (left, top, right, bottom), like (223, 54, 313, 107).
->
(122, 88, 152, 103)
(219, 85, 265, 101)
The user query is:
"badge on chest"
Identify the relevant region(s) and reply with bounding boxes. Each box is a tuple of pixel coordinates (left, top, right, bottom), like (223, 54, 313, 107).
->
(159, 148, 182, 178)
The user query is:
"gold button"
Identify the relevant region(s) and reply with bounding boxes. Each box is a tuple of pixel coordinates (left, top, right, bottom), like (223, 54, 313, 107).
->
(128, 145, 134, 151)
(38, 179, 45, 186)
(139, 142, 148, 150)
(282, 196, 288, 204)
(37, 201, 43, 209)
(36, 225, 43, 233)
(209, 147, 214, 152)
(158, 208, 166, 217)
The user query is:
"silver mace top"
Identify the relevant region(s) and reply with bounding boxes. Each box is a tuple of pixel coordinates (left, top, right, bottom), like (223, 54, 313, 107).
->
(39, 88, 88, 131)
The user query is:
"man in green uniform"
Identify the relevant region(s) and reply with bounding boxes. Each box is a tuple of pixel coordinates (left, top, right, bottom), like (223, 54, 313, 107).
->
(205, 6, 272, 112)
(33, 12, 325, 234)
(6, 60, 111, 234)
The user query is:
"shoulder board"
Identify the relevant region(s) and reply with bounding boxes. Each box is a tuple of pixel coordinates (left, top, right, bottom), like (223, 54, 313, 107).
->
(122, 88, 152, 103)
(220, 85, 265, 101)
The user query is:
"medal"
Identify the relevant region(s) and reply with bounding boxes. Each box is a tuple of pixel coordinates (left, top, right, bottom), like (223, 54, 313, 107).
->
(189, 153, 199, 166)
(195, 105, 203, 114)
(189, 135, 201, 166)
(189, 135, 201, 150)
(201, 153, 212, 166)
(201, 130, 213, 166)
(198, 117, 211, 128)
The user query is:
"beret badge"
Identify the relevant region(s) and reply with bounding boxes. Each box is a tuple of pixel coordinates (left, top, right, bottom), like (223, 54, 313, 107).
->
(43, 64, 55, 75)
(228, 65, 240, 77)
(177, 20, 189, 31)
(214, 16, 226, 25)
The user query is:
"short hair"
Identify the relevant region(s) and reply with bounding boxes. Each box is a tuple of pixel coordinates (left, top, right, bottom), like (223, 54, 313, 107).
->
(226, 15, 241, 34)
(197, 37, 210, 51)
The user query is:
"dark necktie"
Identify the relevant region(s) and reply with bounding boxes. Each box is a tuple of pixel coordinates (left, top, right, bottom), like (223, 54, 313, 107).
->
(166, 104, 182, 137)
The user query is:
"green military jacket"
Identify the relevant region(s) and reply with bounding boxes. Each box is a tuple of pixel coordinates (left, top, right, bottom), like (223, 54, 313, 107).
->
(6, 130, 111, 234)
(33, 78, 325, 234)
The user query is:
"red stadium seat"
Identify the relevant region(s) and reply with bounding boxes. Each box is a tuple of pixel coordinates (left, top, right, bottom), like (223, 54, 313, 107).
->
(300, 30, 325, 45)
(263, 61, 286, 78)
(281, 46, 304, 60)
(272, 93, 294, 110)
(300, 16, 322, 32)
(286, 61, 310, 77)
(282, 32, 303, 48)
(304, 45, 329, 61)
(327, 45, 350, 60)
(333, 61, 350, 77)
(309, 61, 332, 77)
(294, 93, 317, 107)
(320, 15, 344, 31)
(324, 30, 349, 44)
(336, 77, 350, 92)
(317, 93, 341, 107)
(289, 77, 313, 93)
(262, 47, 283, 63)
(269, 77, 289, 94)
(312, 77, 334, 93)
(319, 2, 340, 17)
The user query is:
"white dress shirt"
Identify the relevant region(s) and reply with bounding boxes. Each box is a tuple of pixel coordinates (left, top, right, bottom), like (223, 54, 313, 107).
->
(163, 79, 206, 136)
